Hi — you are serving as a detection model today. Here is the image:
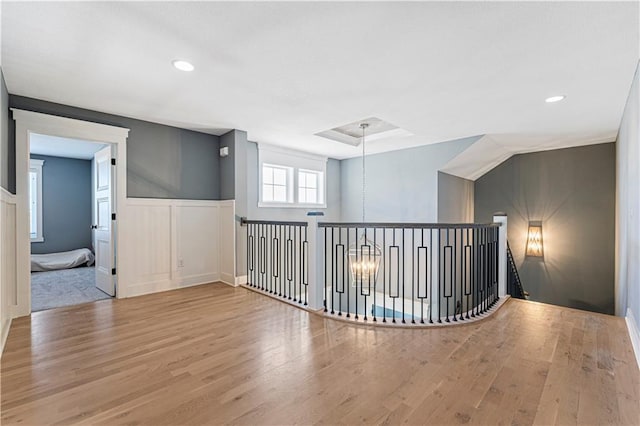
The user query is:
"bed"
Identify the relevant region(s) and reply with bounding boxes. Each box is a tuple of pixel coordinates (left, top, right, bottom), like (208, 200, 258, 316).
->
(31, 248, 95, 272)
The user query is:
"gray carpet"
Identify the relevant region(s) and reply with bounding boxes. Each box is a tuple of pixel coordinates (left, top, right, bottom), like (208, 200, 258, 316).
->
(31, 267, 112, 312)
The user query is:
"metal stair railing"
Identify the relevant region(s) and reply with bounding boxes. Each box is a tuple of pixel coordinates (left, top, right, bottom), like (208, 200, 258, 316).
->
(506, 241, 528, 299)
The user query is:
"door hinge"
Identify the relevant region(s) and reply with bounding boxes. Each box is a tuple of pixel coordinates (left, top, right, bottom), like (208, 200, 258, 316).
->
(111, 213, 116, 220)
(111, 158, 116, 166)
(111, 268, 116, 275)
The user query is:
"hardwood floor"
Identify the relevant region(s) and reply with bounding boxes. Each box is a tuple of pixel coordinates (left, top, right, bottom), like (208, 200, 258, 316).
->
(1, 283, 638, 425)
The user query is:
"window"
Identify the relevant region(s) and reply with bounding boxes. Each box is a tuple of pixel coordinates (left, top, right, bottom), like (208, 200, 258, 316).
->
(258, 144, 327, 208)
(298, 169, 323, 205)
(262, 164, 292, 203)
(29, 159, 44, 242)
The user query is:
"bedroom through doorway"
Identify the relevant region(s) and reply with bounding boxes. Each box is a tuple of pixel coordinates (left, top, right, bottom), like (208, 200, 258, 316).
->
(29, 133, 115, 312)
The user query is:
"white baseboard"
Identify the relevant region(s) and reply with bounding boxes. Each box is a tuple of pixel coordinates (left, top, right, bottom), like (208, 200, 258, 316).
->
(235, 275, 247, 286)
(220, 272, 236, 286)
(125, 273, 220, 298)
(178, 273, 220, 288)
(1, 318, 12, 357)
(625, 308, 640, 370)
(126, 279, 175, 298)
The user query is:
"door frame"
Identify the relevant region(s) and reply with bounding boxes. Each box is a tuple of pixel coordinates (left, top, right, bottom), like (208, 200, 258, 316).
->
(12, 109, 129, 317)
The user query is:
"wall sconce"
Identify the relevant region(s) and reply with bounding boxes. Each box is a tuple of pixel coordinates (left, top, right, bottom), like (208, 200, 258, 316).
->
(526, 221, 544, 258)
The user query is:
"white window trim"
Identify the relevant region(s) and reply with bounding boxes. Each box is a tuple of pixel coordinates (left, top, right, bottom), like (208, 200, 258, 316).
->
(258, 144, 328, 209)
(29, 159, 44, 243)
(262, 163, 294, 204)
(298, 168, 324, 205)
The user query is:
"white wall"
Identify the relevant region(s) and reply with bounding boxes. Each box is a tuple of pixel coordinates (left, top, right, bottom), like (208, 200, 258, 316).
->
(246, 141, 342, 222)
(1, 196, 234, 348)
(119, 199, 235, 298)
(340, 136, 478, 222)
(234, 141, 341, 278)
(0, 188, 17, 353)
(616, 61, 640, 366)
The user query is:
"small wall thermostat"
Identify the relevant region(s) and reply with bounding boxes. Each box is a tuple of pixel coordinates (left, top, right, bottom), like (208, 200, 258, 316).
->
(220, 147, 229, 157)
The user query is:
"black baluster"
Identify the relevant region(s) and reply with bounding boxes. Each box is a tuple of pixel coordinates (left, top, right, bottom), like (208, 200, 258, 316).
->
(340, 227, 345, 316)
(325, 227, 329, 312)
(383, 228, 387, 323)
(438, 229, 442, 323)
(411, 228, 415, 324)
(354, 227, 358, 320)
(402, 227, 406, 324)
(429, 228, 433, 324)
(373, 228, 377, 322)
(304, 225, 308, 306)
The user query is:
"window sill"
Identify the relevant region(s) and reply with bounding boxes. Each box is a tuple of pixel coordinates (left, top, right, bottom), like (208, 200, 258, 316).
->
(31, 237, 44, 243)
(258, 202, 327, 209)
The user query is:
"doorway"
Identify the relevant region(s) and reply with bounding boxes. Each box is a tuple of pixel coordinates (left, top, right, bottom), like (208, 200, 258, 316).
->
(28, 133, 115, 311)
(12, 109, 129, 317)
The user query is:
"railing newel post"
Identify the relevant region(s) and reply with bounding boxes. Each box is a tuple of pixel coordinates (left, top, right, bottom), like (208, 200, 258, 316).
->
(493, 213, 508, 299)
(306, 212, 324, 311)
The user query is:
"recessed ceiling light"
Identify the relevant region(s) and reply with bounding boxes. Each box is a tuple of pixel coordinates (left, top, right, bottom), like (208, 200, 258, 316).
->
(172, 60, 194, 72)
(545, 95, 566, 103)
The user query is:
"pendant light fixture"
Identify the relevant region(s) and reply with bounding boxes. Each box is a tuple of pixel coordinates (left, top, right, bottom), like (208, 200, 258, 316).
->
(347, 123, 382, 287)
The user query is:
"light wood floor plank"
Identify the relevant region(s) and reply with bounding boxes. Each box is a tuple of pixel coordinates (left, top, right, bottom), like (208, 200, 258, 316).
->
(1, 284, 638, 425)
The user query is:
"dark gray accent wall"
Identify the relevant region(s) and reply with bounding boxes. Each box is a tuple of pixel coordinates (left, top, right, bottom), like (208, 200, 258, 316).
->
(437, 171, 474, 223)
(10, 96, 220, 200)
(474, 143, 616, 315)
(219, 131, 236, 200)
(229, 131, 248, 275)
(214, 129, 249, 275)
(0, 68, 15, 194)
(30, 154, 92, 254)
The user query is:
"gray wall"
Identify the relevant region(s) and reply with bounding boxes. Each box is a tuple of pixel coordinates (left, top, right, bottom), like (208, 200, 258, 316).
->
(475, 143, 616, 315)
(340, 136, 478, 222)
(0, 68, 14, 194)
(616, 61, 639, 328)
(9, 96, 220, 200)
(30, 154, 92, 254)
(246, 141, 342, 222)
(235, 140, 342, 276)
(437, 171, 474, 223)
(219, 130, 236, 200)
(226, 130, 249, 275)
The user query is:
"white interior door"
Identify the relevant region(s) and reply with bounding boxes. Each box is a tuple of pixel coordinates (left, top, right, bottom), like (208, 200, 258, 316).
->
(93, 146, 115, 296)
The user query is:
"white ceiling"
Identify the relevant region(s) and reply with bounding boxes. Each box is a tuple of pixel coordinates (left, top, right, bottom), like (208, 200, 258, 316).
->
(30, 133, 106, 160)
(2, 1, 638, 160)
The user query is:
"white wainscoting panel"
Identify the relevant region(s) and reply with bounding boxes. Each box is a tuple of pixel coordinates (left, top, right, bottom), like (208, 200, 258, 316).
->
(219, 200, 236, 285)
(124, 203, 173, 296)
(121, 199, 235, 298)
(1, 189, 17, 353)
(176, 204, 220, 287)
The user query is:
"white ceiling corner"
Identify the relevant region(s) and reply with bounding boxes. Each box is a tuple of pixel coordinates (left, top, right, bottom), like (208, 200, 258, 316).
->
(440, 132, 618, 181)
